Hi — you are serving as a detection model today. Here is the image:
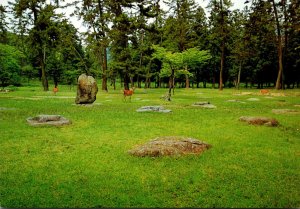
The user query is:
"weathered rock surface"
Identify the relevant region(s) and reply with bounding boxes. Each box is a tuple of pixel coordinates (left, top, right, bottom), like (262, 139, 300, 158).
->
(128, 136, 212, 157)
(192, 101, 216, 109)
(239, 116, 279, 127)
(136, 106, 172, 113)
(272, 109, 300, 115)
(27, 115, 71, 126)
(75, 74, 98, 104)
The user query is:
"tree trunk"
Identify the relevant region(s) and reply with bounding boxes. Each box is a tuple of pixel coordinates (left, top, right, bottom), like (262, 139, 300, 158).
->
(185, 74, 190, 89)
(219, 41, 225, 91)
(219, 0, 225, 91)
(137, 75, 141, 88)
(124, 70, 130, 90)
(96, 0, 108, 91)
(282, 0, 288, 90)
(272, 0, 284, 90)
(102, 47, 108, 91)
(41, 45, 48, 91)
(147, 77, 151, 88)
(167, 68, 175, 100)
(41, 63, 48, 91)
(158, 76, 161, 88)
(212, 74, 216, 89)
(185, 65, 189, 89)
(237, 60, 242, 90)
(130, 76, 134, 88)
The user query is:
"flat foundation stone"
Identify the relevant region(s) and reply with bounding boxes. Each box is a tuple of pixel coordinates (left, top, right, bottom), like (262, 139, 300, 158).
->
(272, 109, 300, 115)
(239, 116, 279, 127)
(192, 102, 216, 109)
(226, 99, 246, 103)
(247, 98, 260, 101)
(136, 106, 172, 113)
(128, 136, 212, 157)
(27, 115, 71, 126)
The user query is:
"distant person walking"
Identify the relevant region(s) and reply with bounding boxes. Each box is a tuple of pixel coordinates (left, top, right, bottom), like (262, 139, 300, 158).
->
(53, 85, 58, 95)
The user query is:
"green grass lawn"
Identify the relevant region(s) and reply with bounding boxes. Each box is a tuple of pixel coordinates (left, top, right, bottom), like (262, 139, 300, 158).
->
(1, 85, 300, 208)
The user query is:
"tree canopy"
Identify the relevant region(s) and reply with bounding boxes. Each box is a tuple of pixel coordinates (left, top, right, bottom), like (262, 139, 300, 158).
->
(0, 0, 299, 90)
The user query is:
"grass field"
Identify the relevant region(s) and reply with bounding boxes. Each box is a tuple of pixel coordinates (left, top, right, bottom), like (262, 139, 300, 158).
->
(1, 84, 300, 208)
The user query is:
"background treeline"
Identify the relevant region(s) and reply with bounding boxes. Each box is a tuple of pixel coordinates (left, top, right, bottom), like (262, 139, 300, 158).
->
(0, 0, 299, 91)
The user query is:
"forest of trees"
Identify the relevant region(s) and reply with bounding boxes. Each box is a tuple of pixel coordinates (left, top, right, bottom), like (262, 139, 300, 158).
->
(0, 0, 299, 91)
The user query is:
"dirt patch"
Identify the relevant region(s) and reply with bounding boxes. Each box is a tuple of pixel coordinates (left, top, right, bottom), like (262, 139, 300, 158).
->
(239, 116, 279, 127)
(128, 136, 212, 157)
(27, 115, 71, 126)
(272, 109, 300, 115)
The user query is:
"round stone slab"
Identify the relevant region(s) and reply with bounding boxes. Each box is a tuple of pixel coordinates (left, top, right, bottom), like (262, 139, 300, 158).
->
(128, 136, 212, 157)
(192, 102, 216, 109)
(246, 98, 260, 101)
(272, 109, 300, 115)
(136, 106, 172, 113)
(27, 115, 71, 126)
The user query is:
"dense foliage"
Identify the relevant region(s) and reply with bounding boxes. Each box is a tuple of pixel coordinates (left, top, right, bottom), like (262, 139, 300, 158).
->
(0, 0, 299, 90)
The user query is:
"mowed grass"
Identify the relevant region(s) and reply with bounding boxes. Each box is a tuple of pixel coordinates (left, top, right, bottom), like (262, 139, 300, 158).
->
(0, 84, 300, 208)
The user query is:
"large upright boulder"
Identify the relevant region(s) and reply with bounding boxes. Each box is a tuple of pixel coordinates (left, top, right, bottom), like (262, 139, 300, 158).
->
(75, 74, 98, 104)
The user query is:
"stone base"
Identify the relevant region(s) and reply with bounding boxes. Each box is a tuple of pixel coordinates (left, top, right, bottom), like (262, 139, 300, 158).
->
(239, 116, 279, 127)
(27, 115, 71, 126)
(136, 106, 172, 113)
(128, 136, 212, 157)
(192, 102, 216, 109)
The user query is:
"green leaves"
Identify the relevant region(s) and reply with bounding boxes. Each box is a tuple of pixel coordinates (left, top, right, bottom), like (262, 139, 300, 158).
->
(0, 43, 24, 86)
(152, 45, 211, 78)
